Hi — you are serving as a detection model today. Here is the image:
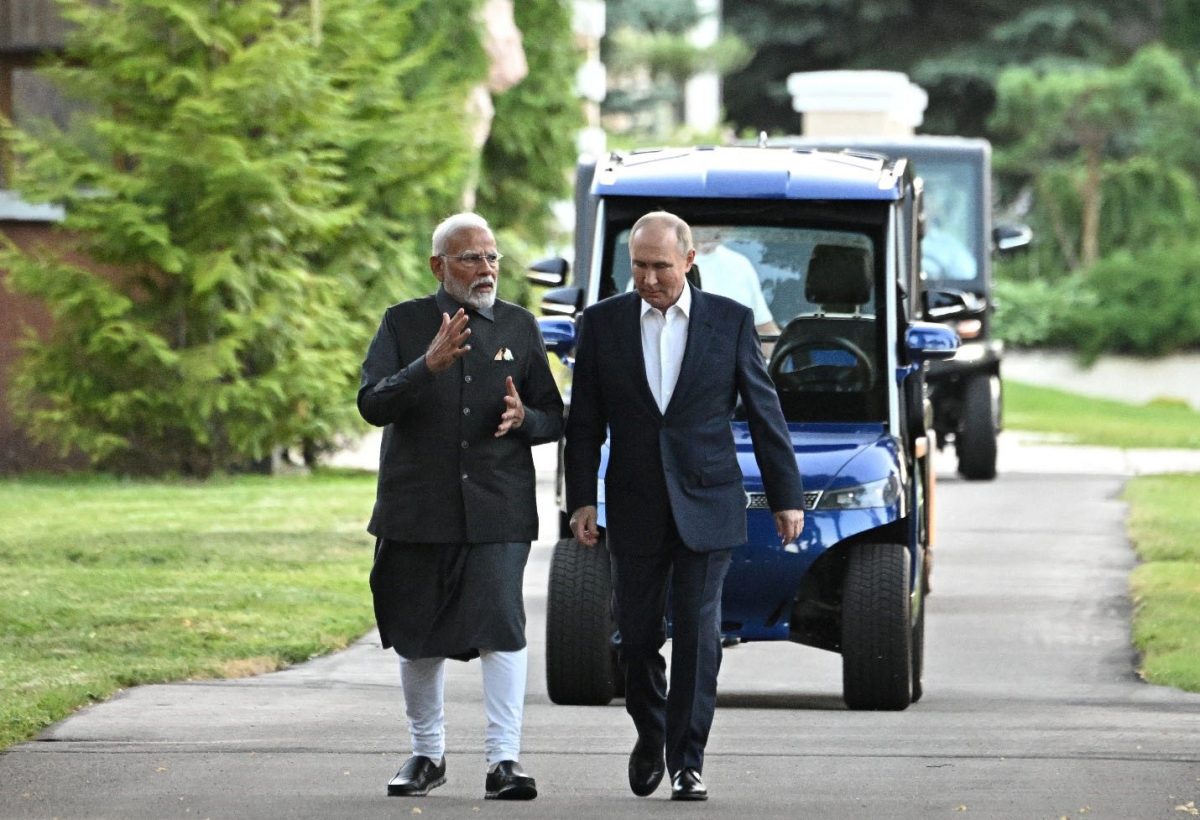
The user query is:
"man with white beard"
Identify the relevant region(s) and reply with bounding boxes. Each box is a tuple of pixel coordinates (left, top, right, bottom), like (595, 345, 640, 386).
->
(357, 212, 563, 800)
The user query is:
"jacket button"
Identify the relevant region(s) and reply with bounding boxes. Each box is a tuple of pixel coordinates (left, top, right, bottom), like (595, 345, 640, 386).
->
(464, 374, 473, 383)
(463, 407, 471, 415)
(461, 441, 469, 449)
(461, 473, 469, 481)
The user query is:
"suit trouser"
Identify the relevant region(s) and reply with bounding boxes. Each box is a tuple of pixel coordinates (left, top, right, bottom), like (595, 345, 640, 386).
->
(611, 520, 732, 776)
(399, 648, 527, 766)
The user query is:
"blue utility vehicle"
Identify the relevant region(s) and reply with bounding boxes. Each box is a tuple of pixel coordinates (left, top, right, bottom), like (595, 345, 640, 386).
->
(530, 145, 958, 710)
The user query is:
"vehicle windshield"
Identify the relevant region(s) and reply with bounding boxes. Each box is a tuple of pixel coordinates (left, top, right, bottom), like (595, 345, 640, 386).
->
(914, 156, 981, 284)
(608, 223, 886, 423)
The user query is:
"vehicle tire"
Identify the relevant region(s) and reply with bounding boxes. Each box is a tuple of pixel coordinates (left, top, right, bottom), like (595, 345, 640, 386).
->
(956, 374, 999, 481)
(910, 593, 925, 704)
(841, 542, 913, 710)
(545, 536, 618, 705)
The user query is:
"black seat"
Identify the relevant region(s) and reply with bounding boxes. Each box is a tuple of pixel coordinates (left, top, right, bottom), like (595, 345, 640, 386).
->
(768, 245, 879, 421)
(805, 244, 872, 313)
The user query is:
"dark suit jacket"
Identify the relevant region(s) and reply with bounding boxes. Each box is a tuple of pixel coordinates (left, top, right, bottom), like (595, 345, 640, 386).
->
(358, 288, 564, 544)
(564, 287, 803, 555)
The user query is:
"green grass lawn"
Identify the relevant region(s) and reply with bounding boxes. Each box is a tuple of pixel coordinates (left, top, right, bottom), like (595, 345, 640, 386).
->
(1004, 380, 1200, 448)
(0, 470, 378, 750)
(1125, 474, 1200, 692)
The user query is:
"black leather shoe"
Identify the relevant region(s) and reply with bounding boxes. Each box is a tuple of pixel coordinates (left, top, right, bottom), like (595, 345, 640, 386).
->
(628, 737, 666, 797)
(670, 768, 708, 801)
(485, 760, 537, 800)
(387, 755, 446, 796)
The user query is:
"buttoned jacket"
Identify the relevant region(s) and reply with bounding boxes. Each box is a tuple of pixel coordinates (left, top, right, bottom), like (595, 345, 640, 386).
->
(564, 288, 803, 555)
(359, 288, 564, 543)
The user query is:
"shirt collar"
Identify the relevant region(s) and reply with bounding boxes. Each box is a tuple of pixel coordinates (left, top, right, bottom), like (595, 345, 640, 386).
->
(436, 285, 495, 322)
(640, 281, 692, 319)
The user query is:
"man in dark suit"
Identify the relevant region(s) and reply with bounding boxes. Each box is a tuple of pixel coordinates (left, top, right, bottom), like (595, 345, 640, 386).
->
(565, 211, 804, 801)
(358, 212, 563, 801)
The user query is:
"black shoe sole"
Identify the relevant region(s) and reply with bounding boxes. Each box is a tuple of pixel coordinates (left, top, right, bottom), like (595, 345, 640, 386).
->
(629, 769, 665, 797)
(670, 791, 708, 801)
(485, 783, 538, 801)
(387, 776, 446, 797)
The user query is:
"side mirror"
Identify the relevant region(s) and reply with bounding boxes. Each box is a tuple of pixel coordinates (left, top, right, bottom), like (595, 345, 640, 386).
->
(538, 316, 576, 361)
(540, 286, 582, 317)
(923, 288, 985, 321)
(905, 321, 959, 361)
(526, 257, 569, 287)
(992, 223, 1032, 255)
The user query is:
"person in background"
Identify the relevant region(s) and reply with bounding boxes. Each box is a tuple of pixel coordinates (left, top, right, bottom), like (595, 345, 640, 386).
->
(692, 228, 780, 338)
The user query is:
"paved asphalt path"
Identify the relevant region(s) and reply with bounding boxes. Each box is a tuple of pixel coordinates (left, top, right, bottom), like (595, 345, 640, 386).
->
(1, 442, 1198, 819)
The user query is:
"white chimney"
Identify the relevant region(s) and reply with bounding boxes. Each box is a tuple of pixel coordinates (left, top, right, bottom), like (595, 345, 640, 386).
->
(786, 70, 928, 137)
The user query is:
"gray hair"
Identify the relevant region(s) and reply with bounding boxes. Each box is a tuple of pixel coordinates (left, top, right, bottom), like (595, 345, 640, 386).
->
(630, 210, 692, 256)
(432, 212, 492, 255)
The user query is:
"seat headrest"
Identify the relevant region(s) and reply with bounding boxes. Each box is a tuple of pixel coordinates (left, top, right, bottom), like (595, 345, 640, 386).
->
(805, 245, 872, 307)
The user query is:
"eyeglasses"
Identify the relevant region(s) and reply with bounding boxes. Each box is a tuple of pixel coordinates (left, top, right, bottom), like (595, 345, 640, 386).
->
(440, 252, 503, 268)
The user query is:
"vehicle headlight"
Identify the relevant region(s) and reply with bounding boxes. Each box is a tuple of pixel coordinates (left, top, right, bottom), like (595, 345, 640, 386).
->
(816, 475, 901, 510)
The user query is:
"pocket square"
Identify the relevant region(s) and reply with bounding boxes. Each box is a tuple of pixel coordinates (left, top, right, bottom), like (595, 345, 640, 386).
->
(494, 347, 515, 361)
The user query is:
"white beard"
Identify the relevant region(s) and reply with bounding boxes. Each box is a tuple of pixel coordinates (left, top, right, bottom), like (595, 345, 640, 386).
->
(444, 274, 497, 310)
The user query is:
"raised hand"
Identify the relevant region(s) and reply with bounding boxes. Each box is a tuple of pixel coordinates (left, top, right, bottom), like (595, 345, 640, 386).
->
(494, 376, 525, 437)
(425, 309, 471, 373)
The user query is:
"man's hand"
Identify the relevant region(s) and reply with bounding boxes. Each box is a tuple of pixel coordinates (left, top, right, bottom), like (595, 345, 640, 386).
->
(494, 376, 525, 437)
(425, 309, 471, 373)
(774, 509, 804, 544)
(569, 505, 600, 546)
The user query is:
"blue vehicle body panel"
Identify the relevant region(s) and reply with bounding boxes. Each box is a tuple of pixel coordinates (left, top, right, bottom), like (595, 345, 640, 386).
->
(592, 147, 905, 201)
(595, 421, 906, 642)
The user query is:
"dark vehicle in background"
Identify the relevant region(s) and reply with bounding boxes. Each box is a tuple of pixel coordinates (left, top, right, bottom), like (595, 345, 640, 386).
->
(776, 137, 1032, 480)
(529, 146, 958, 710)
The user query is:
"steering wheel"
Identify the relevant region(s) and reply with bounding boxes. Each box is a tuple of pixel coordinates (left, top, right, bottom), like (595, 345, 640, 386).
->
(768, 335, 875, 393)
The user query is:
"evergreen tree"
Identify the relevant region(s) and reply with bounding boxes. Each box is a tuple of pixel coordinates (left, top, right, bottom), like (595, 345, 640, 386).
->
(0, 0, 485, 475)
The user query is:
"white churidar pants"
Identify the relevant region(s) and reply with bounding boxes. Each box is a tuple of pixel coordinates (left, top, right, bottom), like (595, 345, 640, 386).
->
(399, 647, 527, 766)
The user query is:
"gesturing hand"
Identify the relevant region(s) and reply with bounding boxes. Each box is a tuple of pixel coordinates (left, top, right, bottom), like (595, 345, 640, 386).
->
(425, 309, 471, 373)
(494, 376, 525, 437)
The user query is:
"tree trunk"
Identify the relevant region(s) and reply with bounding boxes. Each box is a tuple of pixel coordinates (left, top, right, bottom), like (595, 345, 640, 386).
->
(1079, 144, 1104, 269)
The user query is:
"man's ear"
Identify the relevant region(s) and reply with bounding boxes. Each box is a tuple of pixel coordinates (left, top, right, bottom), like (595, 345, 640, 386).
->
(429, 256, 445, 282)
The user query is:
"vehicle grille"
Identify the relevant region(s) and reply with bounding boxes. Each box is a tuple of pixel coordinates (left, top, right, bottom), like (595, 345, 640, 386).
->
(746, 491, 822, 511)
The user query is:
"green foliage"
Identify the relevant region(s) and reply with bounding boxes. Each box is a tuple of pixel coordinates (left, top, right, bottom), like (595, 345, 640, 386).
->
(1126, 473, 1200, 692)
(721, 1, 1154, 136)
(996, 242, 1200, 359)
(1064, 245, 1200, 359)
(478, 0, 583, 250)
(0, 471, 377, 750)
(604, 0, 750, 135)
(606, 0, 701, 35)
(992, 275, 1093, 348)
(992, 45, 1200, 272)
(1, 0, 487, 474)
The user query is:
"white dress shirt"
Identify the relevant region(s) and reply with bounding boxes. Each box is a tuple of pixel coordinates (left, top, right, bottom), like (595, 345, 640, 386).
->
(640, 283, 692, 413)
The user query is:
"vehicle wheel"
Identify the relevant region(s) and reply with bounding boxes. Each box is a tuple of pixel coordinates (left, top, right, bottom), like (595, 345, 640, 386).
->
(545, 536, 618, 705)
(910, 593, 925, 704)
(841, 542, 913, 710)
(956, 374, 999, 480)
